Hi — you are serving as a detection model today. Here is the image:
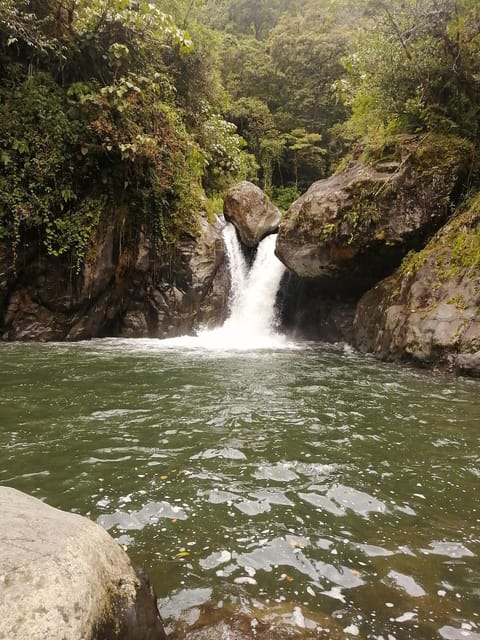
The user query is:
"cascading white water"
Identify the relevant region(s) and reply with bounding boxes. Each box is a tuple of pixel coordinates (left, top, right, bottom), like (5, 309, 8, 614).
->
(159, 221, 290, 349)
(222, 231, 285, 339)
(193, 222, 288, 349)
(221, 221, 249, 311)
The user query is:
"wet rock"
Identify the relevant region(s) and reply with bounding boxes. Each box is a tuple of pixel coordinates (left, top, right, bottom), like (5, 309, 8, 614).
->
(0, 486, 166, 640)
(224, 181, 281, 247)
(276, 135, 471, 294)
(0, 212, 229, 341)
(121, 310, 150, 337)
(278, 271, 356, 342)
(354, 199, 480, 375)
(122, 214, 229, 338)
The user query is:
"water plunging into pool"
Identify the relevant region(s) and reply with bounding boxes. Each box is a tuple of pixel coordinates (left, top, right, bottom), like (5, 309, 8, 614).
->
(168, 221, 289, 349)
(214, 223, 286, 342)
(1, 227, 478, 639)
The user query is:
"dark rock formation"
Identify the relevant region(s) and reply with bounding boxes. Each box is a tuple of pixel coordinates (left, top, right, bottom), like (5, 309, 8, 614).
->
(276, 136, 471, 295)
(224, 181, 281, 248)
(354, 200, 480, 376)
(278, 272, 356, 343)
(0, 213, 229, 341)
(0, 486, 166, 640)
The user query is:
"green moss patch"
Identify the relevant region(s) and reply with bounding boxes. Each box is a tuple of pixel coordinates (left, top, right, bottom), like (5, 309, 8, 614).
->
(400, 192, 480, 283)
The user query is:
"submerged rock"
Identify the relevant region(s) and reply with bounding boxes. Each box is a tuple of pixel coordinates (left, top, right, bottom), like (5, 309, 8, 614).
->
(169, 601, 345, 640)
(276, 135, 471, 294)
(224, 181, 281, 247)
(354, 198, 480, 375)
(0, 486, 166, 640)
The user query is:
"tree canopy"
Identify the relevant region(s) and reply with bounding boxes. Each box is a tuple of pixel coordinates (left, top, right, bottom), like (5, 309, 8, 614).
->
(1, 0, 479, 266)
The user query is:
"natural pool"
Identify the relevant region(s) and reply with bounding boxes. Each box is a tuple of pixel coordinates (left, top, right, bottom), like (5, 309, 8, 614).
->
(0, 339, 479, 639)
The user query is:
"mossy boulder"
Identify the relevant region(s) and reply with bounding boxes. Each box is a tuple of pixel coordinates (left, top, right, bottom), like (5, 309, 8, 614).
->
(354, 195, 480, 376)
(276, 135, 471, 293)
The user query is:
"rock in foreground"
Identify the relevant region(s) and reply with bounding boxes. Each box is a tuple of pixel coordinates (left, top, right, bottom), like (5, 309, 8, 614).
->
(0, 486, 166, 640)
(224, 181, 281, 247)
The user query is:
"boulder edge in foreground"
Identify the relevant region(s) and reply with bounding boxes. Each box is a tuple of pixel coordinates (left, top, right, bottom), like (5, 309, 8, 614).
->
(0, 486, 166, 640)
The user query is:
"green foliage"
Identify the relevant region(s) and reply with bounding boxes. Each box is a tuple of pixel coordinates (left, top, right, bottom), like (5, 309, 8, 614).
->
(202, 194, 224, 222)
(269, 186, 300, 212)
(227, 96, 282, 190)
(400, 192, 480, 283)
(0, 73, 87, 265)
(0, 0, 64, 65)
(214, 2, 352, 191)
(2, 0, 480, 274)
(198, 108, 257, 193)
(340, 0, 480, 151)
(0, 0, 251, 268)
(199, 0, 307, 39)
(285, 128, 326, 188)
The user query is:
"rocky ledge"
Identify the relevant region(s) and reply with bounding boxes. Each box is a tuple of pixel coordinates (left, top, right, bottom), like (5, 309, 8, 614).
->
(0, 212, 229, 342)
(275, 134, 480, 376)
(0, 486, 166, 640)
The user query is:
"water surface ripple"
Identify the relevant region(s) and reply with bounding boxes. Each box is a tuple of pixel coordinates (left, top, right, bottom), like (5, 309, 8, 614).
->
(0, 339, 479, 639)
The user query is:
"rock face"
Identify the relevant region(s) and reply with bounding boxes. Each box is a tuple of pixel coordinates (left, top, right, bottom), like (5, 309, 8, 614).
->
(0, 486, 166, 640)
(276, 136, 471, 294)
(278, 272, 357, 343)
(354, 200, 480, 376)
(224, 181, 281, 248)
(0, 213, 229, 341)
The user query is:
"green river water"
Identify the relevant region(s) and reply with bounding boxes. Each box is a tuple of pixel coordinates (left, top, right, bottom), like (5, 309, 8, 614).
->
(1, 339, 479, 639)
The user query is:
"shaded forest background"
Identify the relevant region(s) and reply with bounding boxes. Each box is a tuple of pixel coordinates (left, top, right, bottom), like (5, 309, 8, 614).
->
(1, 0, 479, 269)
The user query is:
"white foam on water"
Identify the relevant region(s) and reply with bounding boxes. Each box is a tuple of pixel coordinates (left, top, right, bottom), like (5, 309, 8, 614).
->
(160, 223, 293, 351)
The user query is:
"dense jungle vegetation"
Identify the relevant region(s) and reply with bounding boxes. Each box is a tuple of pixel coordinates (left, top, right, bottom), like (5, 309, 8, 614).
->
(0, 0, 479, 268)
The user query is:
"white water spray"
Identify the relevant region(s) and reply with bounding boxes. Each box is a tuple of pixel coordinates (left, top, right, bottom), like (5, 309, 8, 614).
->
(162, 221, 289, 350)
(221, 221, 249, 311)
(221, 231, 286, 340)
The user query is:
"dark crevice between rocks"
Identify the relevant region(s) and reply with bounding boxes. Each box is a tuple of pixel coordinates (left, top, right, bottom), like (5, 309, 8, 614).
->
(276, 271, 358, 343)
(91, 563, 167, 640)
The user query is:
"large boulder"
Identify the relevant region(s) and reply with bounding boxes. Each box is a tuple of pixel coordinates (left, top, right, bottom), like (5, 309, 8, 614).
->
(354, 198, 480, 376)
(223, 181, 281, 248)
(276, 135, 471, 294)
(0, 486, 166, 640)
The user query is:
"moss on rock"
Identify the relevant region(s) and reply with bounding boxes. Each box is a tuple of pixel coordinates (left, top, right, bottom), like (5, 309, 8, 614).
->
(276, 134, 471, 293)
(354, 193, 480, 376)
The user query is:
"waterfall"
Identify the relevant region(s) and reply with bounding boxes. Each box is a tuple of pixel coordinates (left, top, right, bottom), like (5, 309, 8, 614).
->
(194, 222, 288, 349)
(159, 221, 289, 350)
(221, 222, 248, 311)
(222, 230, 285, 339)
